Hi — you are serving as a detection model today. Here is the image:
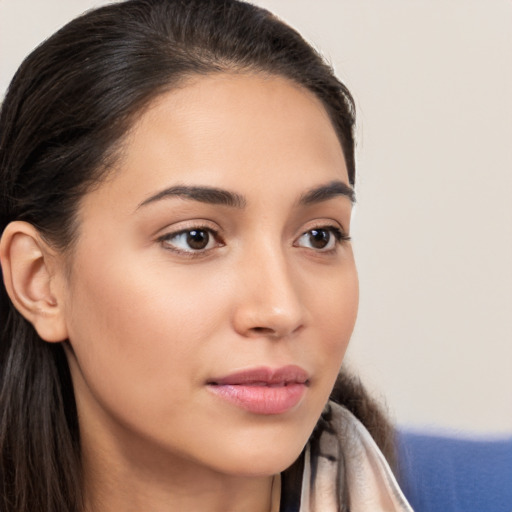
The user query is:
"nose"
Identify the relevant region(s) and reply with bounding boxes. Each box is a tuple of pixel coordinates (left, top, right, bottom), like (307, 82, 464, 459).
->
(231, 244, 305, 339)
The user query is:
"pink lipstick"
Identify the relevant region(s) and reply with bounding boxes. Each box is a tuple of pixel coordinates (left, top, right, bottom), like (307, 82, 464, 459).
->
(207, 365, 309, 415)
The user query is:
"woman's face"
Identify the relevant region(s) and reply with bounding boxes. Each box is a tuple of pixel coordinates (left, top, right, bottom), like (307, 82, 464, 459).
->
(59, 73, 358, 478)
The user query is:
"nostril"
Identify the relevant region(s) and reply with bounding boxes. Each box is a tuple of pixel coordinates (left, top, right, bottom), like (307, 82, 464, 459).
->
(251, 327, 275, 334)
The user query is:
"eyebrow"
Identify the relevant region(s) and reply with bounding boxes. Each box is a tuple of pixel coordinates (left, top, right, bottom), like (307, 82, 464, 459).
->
(137, 179, 355, 210)
(138, 185, 247, 209)
(298, 181, 355, 205)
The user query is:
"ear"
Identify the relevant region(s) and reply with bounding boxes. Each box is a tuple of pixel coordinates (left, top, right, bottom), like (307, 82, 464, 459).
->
(0, 221, 68, 342)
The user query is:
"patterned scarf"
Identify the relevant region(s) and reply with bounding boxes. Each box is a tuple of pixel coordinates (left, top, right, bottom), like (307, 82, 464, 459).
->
(279, 401, 414, 512)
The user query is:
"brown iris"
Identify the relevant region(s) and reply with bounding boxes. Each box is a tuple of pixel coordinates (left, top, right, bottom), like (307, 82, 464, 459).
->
(308, 229, 331, 249)
(186, 230, 210, 250)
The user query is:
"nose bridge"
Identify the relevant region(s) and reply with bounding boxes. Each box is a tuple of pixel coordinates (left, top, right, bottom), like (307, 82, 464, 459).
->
(233, 235, 305, 338)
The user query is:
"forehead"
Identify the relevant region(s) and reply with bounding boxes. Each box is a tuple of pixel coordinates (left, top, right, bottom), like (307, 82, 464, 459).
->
(84, 73, 349, 214)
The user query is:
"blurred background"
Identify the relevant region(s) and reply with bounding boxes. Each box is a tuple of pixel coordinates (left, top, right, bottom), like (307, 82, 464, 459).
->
(1, 0, 511, 436)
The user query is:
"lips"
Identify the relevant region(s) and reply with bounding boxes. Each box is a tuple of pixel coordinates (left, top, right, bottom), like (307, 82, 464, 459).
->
(207, 365, 309, 415)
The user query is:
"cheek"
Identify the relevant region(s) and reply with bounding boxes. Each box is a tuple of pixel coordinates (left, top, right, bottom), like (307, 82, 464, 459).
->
(331, 270, 358, 350)
(63, 249, 226, 420)
(309, 256, 358, 337)
(305, 259, 359, 383)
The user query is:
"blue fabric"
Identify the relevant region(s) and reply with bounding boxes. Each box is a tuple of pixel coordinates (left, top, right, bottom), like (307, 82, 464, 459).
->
(396, 431, 512, 512)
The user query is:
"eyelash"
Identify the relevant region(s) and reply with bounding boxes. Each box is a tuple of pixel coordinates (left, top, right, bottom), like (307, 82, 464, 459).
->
(294, 225, 351, 253)
(158, 225, 224, 258)
(157, 224, 350, 257)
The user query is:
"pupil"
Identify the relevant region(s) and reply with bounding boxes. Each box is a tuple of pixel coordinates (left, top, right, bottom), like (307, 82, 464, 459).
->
(310, 229, 329, 249)
(187, 230, 209, 250)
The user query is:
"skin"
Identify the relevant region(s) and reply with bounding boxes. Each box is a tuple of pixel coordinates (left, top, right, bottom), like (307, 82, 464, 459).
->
(3, 73, 359, 512)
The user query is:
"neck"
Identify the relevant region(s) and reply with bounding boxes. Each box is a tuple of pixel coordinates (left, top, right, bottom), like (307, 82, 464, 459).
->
(85, 471, 278, 512)
(81, 425, 281, 512)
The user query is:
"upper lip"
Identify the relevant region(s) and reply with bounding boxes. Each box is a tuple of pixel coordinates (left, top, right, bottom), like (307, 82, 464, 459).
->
(208, 365, 310, 386)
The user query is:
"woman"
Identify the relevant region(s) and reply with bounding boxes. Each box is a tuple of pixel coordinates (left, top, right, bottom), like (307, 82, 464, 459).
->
(0, 0, 413, 511)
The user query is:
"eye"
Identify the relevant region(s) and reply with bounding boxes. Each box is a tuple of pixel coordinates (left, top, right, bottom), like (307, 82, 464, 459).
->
(295, 227, 348, 251)
(159, 228, 221, 254)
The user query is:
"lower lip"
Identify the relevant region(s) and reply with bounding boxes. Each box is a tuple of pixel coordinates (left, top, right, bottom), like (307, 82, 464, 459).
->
(208, 383, 307, 415)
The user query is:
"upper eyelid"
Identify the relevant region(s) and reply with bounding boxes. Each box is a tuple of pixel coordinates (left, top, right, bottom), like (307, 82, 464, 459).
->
(153, 219, 222, 239)
(298, 219, 349, 236)
(161, 225, 218, 236)
(153, 216, 349, 241)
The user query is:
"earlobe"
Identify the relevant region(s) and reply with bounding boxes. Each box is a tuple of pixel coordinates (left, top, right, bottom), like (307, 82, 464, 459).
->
(0, 221, 68, 342)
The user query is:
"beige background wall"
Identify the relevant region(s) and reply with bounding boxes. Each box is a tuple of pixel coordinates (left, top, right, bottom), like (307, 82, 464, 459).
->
(1, 0, 511, 435)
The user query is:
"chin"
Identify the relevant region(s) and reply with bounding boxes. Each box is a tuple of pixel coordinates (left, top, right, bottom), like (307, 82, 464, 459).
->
(204, 426, 311, 477)
(220, 452, 303, 478)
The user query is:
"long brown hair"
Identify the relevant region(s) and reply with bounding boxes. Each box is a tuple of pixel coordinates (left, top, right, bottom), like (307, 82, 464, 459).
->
(0, 1, 392, 510)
